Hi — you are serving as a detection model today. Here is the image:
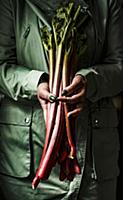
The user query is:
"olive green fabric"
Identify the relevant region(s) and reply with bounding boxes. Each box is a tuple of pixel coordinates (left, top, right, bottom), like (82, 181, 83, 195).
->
(0, 0, 123, 199)
(0, 164, 117, 200)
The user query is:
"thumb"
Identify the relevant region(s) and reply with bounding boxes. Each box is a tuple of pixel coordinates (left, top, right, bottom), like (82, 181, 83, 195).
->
(37, 82, 57, 103)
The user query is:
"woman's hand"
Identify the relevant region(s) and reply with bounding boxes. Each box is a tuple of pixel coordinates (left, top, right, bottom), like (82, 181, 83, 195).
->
(37, 75, 87, 117)
(37, 82, 50, 122)
(37, 82, 57, 108)
(37, 82, 50, 105)
(37, 82, 57, 122)
(58, 75, 87, 117)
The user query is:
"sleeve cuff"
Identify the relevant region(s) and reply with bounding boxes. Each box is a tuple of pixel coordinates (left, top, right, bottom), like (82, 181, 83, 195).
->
(76, 68, 98, 102)
(21, 70, 46, 97)
(76, 68, 98, 77)
(37, 72, 49, 86)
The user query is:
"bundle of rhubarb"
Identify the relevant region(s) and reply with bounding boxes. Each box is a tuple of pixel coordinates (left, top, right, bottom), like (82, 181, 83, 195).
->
(32, 1, 89, 189)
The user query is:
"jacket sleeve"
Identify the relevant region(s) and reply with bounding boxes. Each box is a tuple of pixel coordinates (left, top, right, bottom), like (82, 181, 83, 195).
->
(0, 0, 45, 101)
(77, 0, 123, 102)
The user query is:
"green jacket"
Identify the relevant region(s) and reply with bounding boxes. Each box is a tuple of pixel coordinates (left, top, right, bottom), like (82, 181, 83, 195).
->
(0, 0, 123, 198)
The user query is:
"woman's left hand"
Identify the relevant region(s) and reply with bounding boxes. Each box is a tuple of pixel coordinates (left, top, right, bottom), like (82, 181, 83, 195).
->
(58, 75, 87, 117)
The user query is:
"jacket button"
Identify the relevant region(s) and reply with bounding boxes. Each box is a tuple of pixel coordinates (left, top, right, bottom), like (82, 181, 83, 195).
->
(94, 119, 99, 128)
(25, 117, 30, 124)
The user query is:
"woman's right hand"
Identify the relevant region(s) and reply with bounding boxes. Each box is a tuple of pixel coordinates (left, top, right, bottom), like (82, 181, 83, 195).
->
(37, 82, 57, 108)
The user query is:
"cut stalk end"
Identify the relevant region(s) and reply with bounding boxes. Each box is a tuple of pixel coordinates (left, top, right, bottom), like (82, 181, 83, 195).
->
(32, 176, 40, 190)
(68, 154, 74, 159)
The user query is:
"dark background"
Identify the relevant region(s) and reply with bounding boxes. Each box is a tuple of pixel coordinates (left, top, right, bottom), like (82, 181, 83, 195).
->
(117, 98, 122, 200)
(116, 2, 123, 199)
(117, 95, 123, 200)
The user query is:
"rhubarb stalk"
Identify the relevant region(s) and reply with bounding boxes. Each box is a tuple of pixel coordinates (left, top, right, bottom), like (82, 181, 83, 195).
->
(32, 1, 89, 189)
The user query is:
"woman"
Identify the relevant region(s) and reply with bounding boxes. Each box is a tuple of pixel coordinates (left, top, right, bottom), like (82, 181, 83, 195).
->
(0, 0, 123, 199)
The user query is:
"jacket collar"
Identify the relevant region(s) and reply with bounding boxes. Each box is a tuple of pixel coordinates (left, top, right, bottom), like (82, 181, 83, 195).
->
(26, 0, 90, 27)
(26, 0, 89, 11)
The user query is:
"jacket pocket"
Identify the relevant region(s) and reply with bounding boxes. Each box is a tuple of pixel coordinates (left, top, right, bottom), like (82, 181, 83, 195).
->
(91, 107, 119, 128)
(0, 98, 32, 177)
(91, 106, 120, 180)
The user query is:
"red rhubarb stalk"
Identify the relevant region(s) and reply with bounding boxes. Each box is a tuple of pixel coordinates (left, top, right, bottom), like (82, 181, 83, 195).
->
(32, 1, 89, 189)
(32, 100, 64, 189)
(62, 52, 76, 159)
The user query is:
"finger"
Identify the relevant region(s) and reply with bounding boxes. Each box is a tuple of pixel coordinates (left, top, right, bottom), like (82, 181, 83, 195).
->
(38, 99, 48, 122)
(58, 87, 86, 104)
(67, 103, 84, 117)
(37, 83, 57, 103)
(67, 107, 82, 117)
(62, 82, 81, 97)
(39, 98, 48, 108)
(37, 82, 50, 101)
(39, 93, 57, 103)
(62, 75, 85, 96)
(49, 94, 58, 103)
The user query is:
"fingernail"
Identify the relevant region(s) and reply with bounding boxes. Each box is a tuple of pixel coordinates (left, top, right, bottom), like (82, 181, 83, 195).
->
(62, 89, 68, 96)
(49, 95, 57, 103)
